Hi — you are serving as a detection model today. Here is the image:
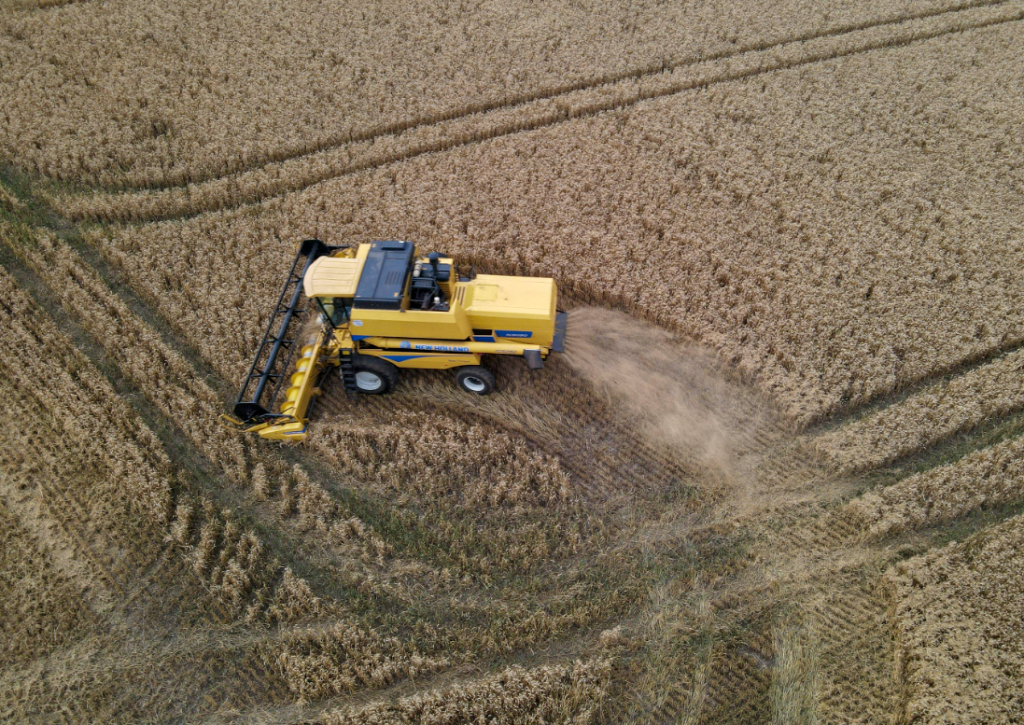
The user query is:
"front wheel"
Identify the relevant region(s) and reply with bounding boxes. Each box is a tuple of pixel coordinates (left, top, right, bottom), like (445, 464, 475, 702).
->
(455, 366, 495, 395)
(350, 355, 399, 395)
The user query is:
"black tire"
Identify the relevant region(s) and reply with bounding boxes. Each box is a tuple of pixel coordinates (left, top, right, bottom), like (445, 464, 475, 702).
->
(350, 354, 399, 395)
(455, 365, 495, 395)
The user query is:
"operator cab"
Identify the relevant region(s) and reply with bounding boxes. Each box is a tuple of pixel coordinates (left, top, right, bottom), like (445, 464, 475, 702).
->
(303, 241, 464, 337)
(316, 297, 352, 327)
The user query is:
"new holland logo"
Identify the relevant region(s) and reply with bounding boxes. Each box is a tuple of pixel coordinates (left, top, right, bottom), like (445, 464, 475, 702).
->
(414, 344, 471, 353)
(399, 341, 411, 349)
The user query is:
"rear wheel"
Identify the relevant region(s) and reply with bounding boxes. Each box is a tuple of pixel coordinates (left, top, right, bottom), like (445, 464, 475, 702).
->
(350, 355, 399, 395)
(455, 366, 495, 395)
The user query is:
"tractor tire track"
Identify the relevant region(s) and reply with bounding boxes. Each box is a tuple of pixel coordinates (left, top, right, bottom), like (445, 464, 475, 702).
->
(59, 0, 1013, 196)
(53, 0, 1024, 223)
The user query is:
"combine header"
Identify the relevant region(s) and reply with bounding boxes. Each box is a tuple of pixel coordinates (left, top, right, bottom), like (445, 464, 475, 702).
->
(225, 239, 567, 441)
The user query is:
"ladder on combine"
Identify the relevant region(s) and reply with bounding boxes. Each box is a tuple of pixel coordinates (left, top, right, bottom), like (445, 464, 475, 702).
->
(232, 239, 343, 423)
(339, 349, 358, 397)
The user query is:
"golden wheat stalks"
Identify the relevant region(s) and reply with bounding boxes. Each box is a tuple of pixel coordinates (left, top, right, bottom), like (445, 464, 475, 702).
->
(0, 260, 173, 523)
(321, 658, 612, 724)
(85, 15, 1024, 428)
(883, 513, 1024, 723)
(844, 433, 1024, 540)
(0, 0, 961, 189)
(814, 347, 1024, 473)
(1, 221, 254, 484)
(273, 620, 450, 704)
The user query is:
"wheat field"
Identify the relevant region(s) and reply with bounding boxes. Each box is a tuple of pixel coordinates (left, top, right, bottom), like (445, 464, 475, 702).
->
(1, 0, 1022, 722)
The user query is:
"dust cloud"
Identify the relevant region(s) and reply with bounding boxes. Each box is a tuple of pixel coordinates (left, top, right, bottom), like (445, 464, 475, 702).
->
(563, 307, 777, 481)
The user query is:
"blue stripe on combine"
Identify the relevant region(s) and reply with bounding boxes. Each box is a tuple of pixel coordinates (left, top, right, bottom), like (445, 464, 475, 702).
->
(472, 336, 496, 343)
(380, 354, 431, 363)
(351, 335, 369, 341)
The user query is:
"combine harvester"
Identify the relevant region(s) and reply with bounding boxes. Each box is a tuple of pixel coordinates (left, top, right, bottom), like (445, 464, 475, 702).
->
(225, 239, 567, 441)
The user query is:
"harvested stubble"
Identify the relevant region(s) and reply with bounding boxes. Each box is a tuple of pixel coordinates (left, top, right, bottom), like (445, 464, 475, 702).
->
(0, 0, 972, 188)
(884, 513, 1024, 723)
(320, 658, 611, 725)
(309, 412, 570, 508)
(273, 621, 449, 704)
(0, 501, 96, 666)
(844, 432, 1024, 540)
(814, 346, 1024, 473)
(93, 20, 1024, 427)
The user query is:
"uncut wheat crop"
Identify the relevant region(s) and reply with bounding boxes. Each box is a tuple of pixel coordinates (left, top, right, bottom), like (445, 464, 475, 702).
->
(885, 514, 1024, 723)
(0, 0, 970, 188)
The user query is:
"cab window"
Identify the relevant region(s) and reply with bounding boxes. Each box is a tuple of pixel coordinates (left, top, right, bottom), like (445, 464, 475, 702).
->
(317, 297, 352, 327)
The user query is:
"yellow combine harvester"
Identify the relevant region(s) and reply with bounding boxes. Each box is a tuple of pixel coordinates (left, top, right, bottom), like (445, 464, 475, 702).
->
(226, 239, 567, 441)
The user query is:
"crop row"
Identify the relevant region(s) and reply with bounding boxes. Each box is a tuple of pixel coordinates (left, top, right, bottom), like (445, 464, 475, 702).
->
(814, 346, 1024, 473)
(0, 261, 173, 523)
(0, 238, 337, 625)
(91, 20, 1024, 426)
(884, 513, 1024, 722)
(844, 432, 1024, 540)
(3, 221, 257, 481)
(274, 621, 450, 704)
